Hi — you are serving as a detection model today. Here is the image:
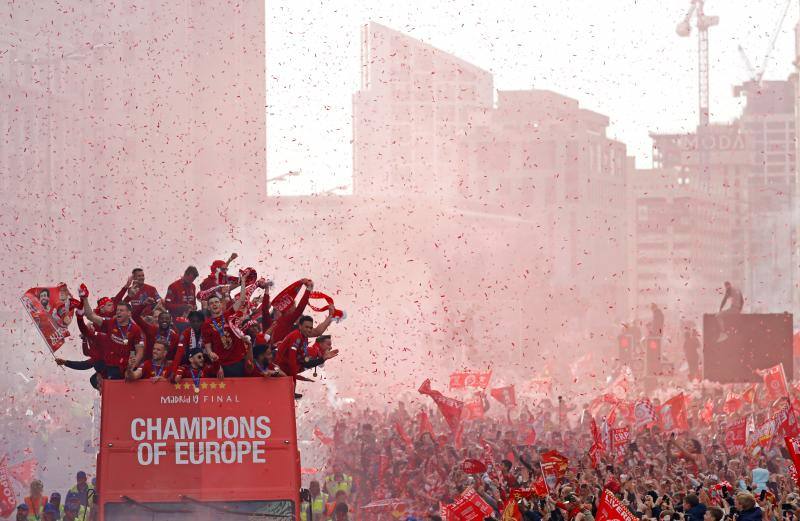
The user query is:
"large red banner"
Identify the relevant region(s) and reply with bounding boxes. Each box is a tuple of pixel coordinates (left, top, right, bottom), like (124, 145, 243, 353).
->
(419, 379, 464, 432)
(658, 394, 689, 433)
(786, 437, 800, 488)
(20, 285, 74, 352)
(724, 417, 747, 453)
(98, 378, 300, 506)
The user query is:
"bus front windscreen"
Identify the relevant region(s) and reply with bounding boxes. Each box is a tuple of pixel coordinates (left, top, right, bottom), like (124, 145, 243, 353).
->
(104, 498, 295, 521)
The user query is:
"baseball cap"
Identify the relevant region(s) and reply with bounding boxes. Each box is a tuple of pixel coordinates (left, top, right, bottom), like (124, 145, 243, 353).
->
(77, 471, 87, 481)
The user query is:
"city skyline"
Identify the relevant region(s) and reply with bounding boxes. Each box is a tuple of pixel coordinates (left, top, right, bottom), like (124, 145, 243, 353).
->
(267, 0, 800, 195)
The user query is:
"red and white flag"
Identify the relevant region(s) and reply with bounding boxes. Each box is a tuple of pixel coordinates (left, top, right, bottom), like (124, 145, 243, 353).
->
(775, 400, 800, 438)
(0, 456, 17, 519)
(596, 488, 637, 521)
(748, 416, 777, 453)
(724, 417, 748, 453)
(491, 386, 517, 407)
(419, 379, 464, 433)
(659, 393, 689, 433)
(633, 399, 655, 430)
(700, 399, 714, 425)
(461, 459, 487, 474)
(541, 450, 569, 490)
(786, 437, 800, 488)
(449, 371, 492, 390)
(742, 385, 757, 404)
(443, 488, 494, 521)
(308, 291, 346, 321)
(21, 285, 74, 352)
(760, 364, 789, 401)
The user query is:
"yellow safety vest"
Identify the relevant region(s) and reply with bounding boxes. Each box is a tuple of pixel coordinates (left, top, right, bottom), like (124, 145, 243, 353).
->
(325, 474, 353, 495)
(301, 493, 329, 521)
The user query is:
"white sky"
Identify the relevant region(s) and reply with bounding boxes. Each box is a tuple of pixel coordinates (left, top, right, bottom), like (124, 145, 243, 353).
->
(266, 0, 799, 195)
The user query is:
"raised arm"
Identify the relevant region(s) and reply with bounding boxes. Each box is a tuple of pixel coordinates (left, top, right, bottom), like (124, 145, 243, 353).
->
(82, 297, 104, 327)
(232, 277, 247, 312)
(309, 305, 335, 337)
(225, 252, 238, 269)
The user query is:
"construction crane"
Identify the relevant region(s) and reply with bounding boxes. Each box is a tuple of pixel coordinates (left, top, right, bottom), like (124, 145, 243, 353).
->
(734, 0, 792, 96)
(676, 0, 719, 128)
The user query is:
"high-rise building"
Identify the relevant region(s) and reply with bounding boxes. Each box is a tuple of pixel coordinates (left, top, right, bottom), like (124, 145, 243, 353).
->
(353, 22, 494, 199)
(645, 124, 752, 318)
(739, 80, 796, 312)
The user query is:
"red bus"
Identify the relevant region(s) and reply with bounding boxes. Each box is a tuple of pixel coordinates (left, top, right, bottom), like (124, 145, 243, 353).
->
(97, 377, 301, 520)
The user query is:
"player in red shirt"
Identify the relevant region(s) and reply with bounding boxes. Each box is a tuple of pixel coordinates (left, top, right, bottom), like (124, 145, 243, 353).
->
(174, 347, 223, 390)
(276, 316, 339, 396)
(125, 341, 172, 381)
(132, 303, 179, 361)
(83, 298, 144, 379)
(126, 268, 162, 314)
(172, 310, 205, 374)
(164, 266, 199, 320)
(202, 278, 249, 377)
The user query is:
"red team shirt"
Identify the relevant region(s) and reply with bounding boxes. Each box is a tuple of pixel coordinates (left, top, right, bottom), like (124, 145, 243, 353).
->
(164, 278, 197, 317)
(201, 310, 246, 366)
(139, 359, 173, 379)
(127, 283, 161, 311)
(276, 329, 308, 377)
(133, 313, 179, 360)
(100, 318, 143, 370)
(175, 361, 221, 381)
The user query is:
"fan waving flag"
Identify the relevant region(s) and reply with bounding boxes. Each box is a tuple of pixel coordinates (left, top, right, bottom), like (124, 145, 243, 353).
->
(596, 488, 637, 521)
(21, 284, 75, 353)
(419, 379, 464, 433)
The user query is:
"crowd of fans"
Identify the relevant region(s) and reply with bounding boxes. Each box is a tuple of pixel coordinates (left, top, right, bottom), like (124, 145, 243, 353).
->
(51, 255, 340, 397)
(296, 379, 800, 521)
(13, 472, 93, 521)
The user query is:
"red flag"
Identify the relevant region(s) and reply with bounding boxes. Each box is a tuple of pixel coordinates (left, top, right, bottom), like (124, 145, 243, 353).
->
(419, 379, 464, 433)
(531, 476, 549, 497)
(449, 371, 492, 390)
(491, 386, 517, 407)
(590, 417, 605, 451)
(313, 427, 334, 447)
(444, 488, 494, 521)
(610, 427, 630, 452)
(786, 437, 800, 488)
(700, 399, 714, 424)
(21, 285, 74, 353)
(723, 392, 743, 414)
(0, 457, 17, 518)
(394, 422, 414, 449)
(541, 450, 569, 489)
(596, 488, 637, 521)
(724, 417, 747, 453)
(461, 396, 485, 421)
(501, 497, 523, 521)
(779, 401, 800, 437)
(748, 416, 777, 453)
(461, 459, 488, 474)
(633, 399, 655, 430)
(8, 458, 37, 485)
(418, 410, 434, 436)
(658, 393, 689, 432)
(760, 364, 789, 401)
(742, 385, 757, 404)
